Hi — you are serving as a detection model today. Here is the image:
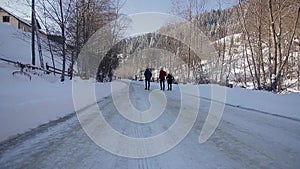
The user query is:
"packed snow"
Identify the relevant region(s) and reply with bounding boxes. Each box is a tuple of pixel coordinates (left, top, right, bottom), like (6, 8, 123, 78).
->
(0, 80, 300, 168)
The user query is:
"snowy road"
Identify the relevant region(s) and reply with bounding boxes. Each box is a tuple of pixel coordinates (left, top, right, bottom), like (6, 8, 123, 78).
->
(0, 81, 300, 169)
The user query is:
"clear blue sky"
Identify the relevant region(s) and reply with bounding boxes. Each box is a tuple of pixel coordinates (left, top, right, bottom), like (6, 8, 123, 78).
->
(120, 0, 238, 15)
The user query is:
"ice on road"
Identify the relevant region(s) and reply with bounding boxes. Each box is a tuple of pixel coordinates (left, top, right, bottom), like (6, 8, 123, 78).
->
(0, 81, 300, 169)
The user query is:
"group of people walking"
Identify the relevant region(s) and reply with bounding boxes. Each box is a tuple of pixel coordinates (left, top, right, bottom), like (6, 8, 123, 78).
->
(144, 68, 174, 91)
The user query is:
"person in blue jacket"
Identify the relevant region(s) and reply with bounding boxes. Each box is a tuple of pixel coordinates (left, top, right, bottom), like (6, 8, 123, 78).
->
(144, 68, 152, 90)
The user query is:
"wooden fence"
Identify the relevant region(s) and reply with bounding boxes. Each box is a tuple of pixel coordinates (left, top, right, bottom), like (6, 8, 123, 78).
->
(0, 57, 71, 80)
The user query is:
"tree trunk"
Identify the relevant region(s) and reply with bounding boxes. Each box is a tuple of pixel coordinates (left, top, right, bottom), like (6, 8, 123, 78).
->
(41, 0, 55, 73)
(298, 52, 300, 90)
(276, 6, 300, 91)
(277, 2, 283, 91)
(245, 43, 256, 88)
(60, 0, 66, 82)
(258, 0, 266, 86)
(238, 0, 260, 89)
(34, 18, 44, 68)
(269, 0, 278, 91)
(31, 0, 35, 66)
(243, 44, 247, 87)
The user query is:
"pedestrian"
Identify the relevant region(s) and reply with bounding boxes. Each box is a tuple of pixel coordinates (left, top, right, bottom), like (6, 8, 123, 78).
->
(144, 68, 152, 90)
(166, 73, 174, 91)
(159, 68, 167, 90)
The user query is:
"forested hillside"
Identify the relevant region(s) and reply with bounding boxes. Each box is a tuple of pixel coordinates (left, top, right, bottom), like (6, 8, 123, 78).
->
(97, 0, 300, 93)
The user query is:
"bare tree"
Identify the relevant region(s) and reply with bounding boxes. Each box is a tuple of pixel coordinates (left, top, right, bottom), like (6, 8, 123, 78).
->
(40, 0, 74, 81)
(238, 0, 261, 89)
(171, 0, 207, 83)
(268, 0, 300, 91)
(71, 0, 128, 80)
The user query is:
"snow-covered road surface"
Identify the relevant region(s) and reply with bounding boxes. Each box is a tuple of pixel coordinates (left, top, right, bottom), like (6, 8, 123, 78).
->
(0, 81, 300, 169)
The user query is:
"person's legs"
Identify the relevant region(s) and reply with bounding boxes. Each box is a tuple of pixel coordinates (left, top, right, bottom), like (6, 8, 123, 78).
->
(147, 80, 150, 90)
(145, 79, 148, 89)
(162, 80, 165, 90)
(160, 80, 163, 90)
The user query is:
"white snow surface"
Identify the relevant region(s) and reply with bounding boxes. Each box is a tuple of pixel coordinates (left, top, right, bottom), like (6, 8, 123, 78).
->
(0, 22, 64, 68)
(0, 62, 114, 142)
(199, 84, 300, 121)
(0, 79, 300, 169)
(1, 60, 299, 143)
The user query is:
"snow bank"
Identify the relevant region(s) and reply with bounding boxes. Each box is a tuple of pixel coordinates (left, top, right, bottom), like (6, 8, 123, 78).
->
(198, 84, 300, 121)
(0, 62, 115, 142)
(0, 22, 123, 142)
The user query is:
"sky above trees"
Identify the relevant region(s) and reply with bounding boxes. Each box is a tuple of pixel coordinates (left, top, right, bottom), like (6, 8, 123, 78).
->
(0, 0, 238, 17)
(120, 0, 237, 14)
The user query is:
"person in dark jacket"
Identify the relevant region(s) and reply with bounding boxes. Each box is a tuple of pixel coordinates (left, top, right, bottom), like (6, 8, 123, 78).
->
(166, 73, 174, 91)
(144, 68, 152, 90)
(159, 68, 167, 90)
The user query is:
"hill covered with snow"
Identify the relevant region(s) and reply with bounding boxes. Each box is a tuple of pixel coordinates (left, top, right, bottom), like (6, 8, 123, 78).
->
(0, 23, 114, 142)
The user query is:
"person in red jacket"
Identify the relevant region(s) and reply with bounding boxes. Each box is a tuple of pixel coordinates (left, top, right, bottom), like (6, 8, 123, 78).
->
(159, 68, 167, 90)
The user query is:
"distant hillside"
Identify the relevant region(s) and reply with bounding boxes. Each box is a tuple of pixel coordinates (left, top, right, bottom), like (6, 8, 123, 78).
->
(185, 5, 242, 41)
